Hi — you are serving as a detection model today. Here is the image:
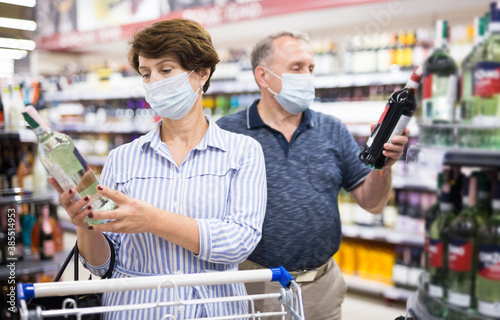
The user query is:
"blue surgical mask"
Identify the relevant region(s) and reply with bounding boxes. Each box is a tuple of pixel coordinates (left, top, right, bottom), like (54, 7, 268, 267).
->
(143, 71, 200, 120)
(266, 68, 315, 114)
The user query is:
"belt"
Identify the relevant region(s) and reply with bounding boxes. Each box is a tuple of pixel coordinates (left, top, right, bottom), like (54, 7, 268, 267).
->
(240, 259, 331, 283)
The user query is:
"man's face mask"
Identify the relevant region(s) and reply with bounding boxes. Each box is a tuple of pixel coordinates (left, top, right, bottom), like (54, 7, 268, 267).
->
(265, 68, 315, 114)
(143, 70, 200, 120)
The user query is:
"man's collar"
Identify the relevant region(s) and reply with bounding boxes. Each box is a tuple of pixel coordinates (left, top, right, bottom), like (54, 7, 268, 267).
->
(246, 99, 315, 129)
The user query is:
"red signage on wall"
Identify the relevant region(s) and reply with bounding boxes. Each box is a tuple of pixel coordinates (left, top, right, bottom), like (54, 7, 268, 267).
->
(36, 0, 390, 50)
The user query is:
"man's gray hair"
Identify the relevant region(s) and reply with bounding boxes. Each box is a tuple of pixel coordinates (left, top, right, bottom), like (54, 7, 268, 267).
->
(250, 31, 310, 72)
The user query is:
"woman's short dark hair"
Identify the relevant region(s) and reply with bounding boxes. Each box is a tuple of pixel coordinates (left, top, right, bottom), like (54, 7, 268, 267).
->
(128, 19, 219, 93)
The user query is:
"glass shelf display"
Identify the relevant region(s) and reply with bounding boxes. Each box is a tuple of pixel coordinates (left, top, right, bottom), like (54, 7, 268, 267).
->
(406, 273, 498, 320)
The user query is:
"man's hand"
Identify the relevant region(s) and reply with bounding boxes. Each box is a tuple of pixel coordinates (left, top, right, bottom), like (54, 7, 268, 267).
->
(370, 123, 410, 168)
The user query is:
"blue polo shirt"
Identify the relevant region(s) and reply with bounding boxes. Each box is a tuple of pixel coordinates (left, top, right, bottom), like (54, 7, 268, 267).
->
(217, 100, 371, 271)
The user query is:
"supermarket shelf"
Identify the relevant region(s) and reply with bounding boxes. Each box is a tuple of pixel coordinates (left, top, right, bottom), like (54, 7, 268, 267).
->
(0, 129, 37, 143)
(44, 71, 412, 101)
(411, 145, 500, 169)
(0, 189, 58, 205)
(342, 225, 424, 246)
(85, 155, 109, 167)
(52, 121, 153, 134)
(344, 274, 414, 302)
(0, 250, 70, 280)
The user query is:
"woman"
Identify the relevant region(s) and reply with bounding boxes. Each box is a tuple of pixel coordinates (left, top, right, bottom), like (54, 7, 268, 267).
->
(50, 19, 267, 319)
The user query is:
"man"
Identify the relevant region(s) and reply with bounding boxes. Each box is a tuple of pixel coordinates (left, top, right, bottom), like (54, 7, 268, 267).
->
(217, 31, 409, 320)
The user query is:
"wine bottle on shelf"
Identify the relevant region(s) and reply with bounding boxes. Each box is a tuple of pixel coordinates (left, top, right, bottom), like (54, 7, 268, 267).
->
(447, 174, 483, 310)
(422, 20, 459, 127)
(424, 171, 444, 271)
(476, 175, 500, 318)
(460, 17, 485, 127)
(428, 169, 456, 300)
(21, 106, 114, 225)
(39, 204, 55, 260)
(359, 65, 423, 170)
(473, 3, 500, 127)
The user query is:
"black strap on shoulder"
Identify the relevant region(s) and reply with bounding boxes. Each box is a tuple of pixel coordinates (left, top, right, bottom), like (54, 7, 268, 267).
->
(53, 233, 116, 282)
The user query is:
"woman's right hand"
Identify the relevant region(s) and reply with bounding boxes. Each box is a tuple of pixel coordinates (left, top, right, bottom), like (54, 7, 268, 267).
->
(48, 177, 93, 229)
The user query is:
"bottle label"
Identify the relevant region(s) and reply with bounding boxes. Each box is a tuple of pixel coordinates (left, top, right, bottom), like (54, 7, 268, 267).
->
(478, 244, 500, 280)
(429, 284, 443, 298)
(448, 239, 472, 272)
(422, 73, 457, 122)
(43, 239, 55, 256)
(429, 238, 443, 268)
(448, 290, 471, 307)
(423, 73, 433, 100)
(392, 264, 408, 285)
(388, 115, 411, 143)
(478, 300, 500, 318)
(473, 62, 500, 97)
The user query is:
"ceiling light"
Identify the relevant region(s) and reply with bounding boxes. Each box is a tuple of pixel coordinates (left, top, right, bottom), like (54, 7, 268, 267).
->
(0, 37, 35, 50)
(0, 0, 36, 7)
(0, 48, 28, 59)
(0, 17, 37, 31)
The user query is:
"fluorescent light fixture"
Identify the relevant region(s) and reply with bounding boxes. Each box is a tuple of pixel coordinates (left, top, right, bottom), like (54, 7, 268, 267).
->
(0, 17, 37, 31)
(0, 0, 36, 7)
(0, 37, 35, 50)
(0, 48, 28, 59)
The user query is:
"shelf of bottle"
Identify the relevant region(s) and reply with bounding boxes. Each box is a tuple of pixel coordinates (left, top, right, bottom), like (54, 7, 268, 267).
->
(51, 121, 153, 134)
(342, 224, 424, 246)
(343, 274, 414, 302)
(0, 129, 38, 143)
(0, 189, 58, 206)
(43, 71, 412, 102)
(411, 144, 500, 168)
(0, 250, 69, 280)
(84, 155, 108, 167)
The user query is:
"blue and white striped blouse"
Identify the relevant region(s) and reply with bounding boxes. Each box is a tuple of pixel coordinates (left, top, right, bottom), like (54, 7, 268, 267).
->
(81, 117, 267, 319)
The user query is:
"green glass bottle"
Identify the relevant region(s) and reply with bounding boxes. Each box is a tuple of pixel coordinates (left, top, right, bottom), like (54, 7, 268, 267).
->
(428, 179, 455, 300)
(21, 106, 114, 225)
(461, 17, 485, 127)
(476, 171, 492, 222)
(447, 175, 480, 310)
(477, 177, 500, 318)
(473, 4, 500, 129)
(422, 20, 459, 129)
(425, 171, 444, 272)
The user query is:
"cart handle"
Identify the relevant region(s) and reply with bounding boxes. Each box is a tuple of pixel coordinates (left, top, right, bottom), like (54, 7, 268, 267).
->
(17, 267, 295, 301)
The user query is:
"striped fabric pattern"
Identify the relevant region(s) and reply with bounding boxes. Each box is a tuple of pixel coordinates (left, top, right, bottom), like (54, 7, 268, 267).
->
(81, 117, 267, 319)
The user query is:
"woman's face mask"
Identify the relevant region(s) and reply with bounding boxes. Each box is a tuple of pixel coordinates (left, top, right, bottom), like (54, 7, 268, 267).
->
(266, 68, 315, 114)
(143, 70, 200, 120)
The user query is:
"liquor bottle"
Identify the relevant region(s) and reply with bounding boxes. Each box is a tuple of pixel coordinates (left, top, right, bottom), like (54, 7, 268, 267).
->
(473, 3, 500, 127)
(422, 20, 459, 126)
(447, 175, 482, 310)
(460, 17, 485, 128)
(22, 106, 114, 225)
(477, 176, 500, 318)
(359, 66, 423, 170)
(476, 170, 492, 221)
(39, 204, 55, 260)
(424, 171, 444, 271)
(428, 177, 455, 299)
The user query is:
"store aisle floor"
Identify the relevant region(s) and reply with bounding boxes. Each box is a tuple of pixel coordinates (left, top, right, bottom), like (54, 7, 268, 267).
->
(343, 291, 407, 320)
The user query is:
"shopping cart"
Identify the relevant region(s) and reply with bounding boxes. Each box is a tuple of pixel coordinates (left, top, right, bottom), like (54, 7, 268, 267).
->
(17, 266, 305, 320)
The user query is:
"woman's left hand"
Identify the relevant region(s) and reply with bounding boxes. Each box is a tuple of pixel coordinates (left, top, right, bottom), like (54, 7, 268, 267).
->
(370, 123, 410, 168)
(88, 185, 157, 233)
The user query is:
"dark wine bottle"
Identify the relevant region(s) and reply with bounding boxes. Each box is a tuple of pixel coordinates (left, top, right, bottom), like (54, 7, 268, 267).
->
(359, 65, 423, 170)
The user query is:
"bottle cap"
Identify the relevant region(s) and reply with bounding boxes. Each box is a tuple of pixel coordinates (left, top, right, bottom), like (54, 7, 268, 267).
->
(491, 2, 500, 23)
(406, 65, 423, 90)
(22, 105, 51, 133)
